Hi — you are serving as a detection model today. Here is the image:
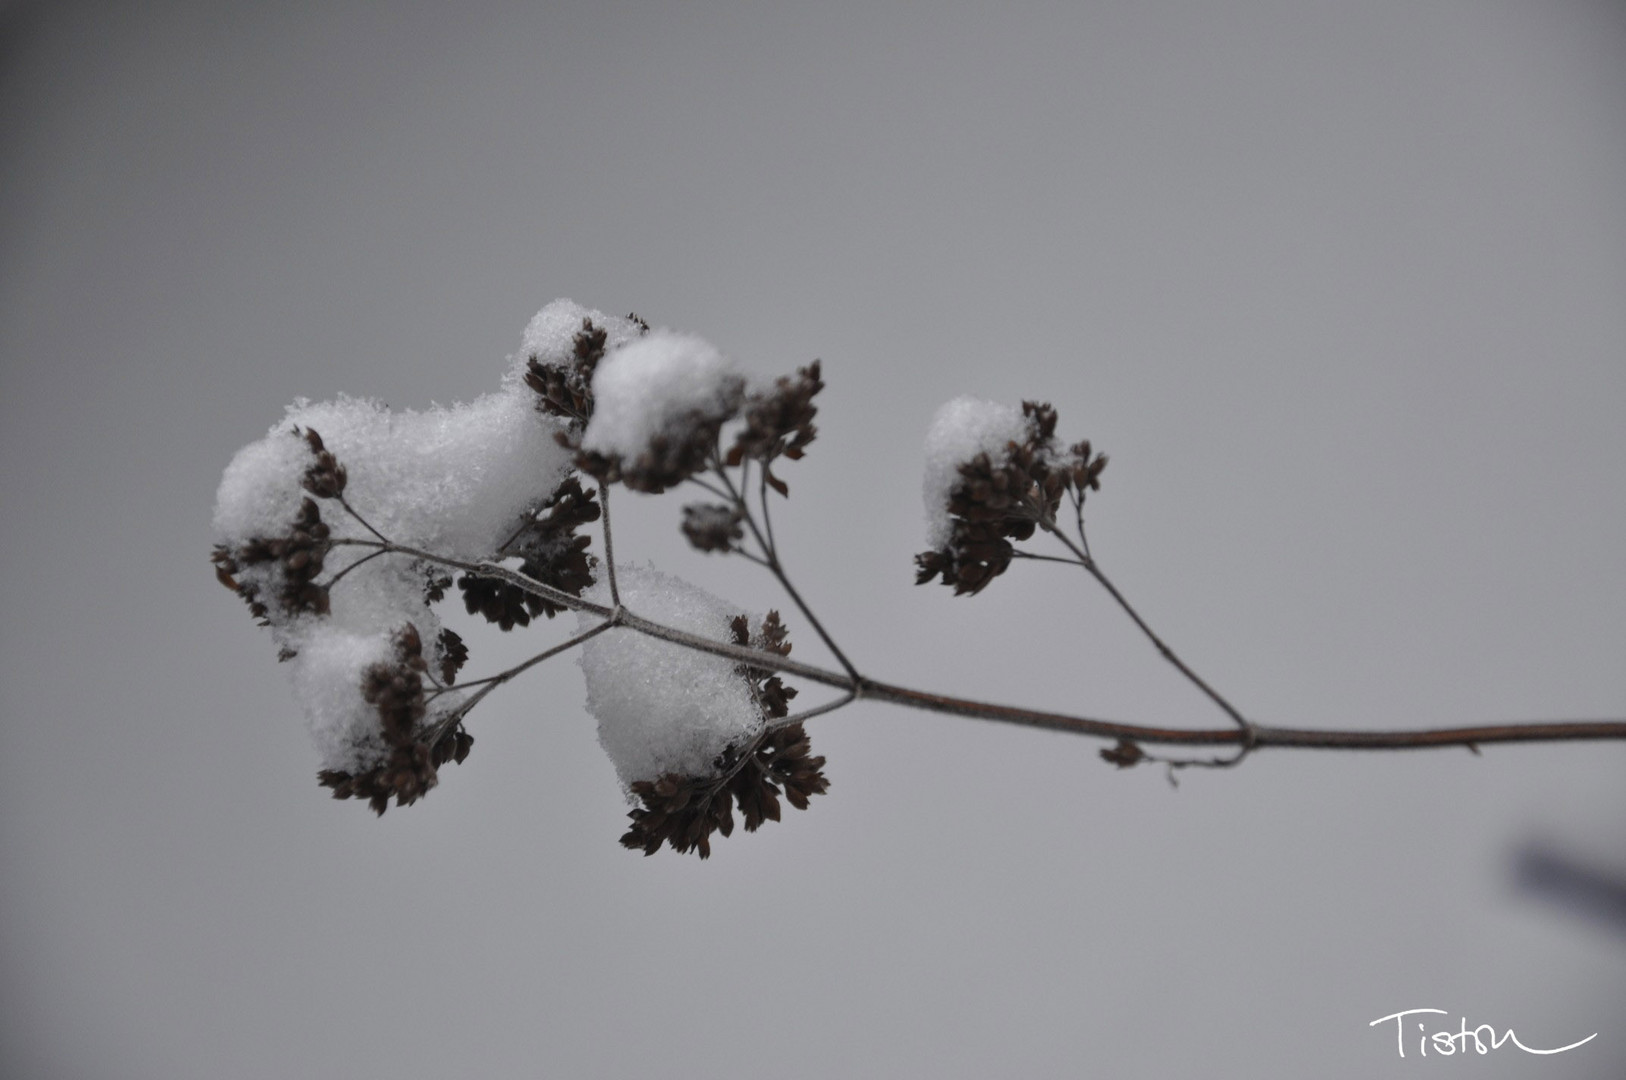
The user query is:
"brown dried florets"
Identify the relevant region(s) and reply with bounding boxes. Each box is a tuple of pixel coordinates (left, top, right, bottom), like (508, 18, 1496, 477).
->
(423, 573, 453, 604)
(619, 612, 826, 858)
(456, 574, 547, 631)
(1066, 439, 1109, 495)
(317, 623, 474, 815)
(361, 623, 428, 743)
(298, 427, 347, 500)
(457, 476, 600, 628)
(435, 627, 468, 685)
(525, 317, 610, 430)
(913, 518, 1016, 597)
(730, 610, 797, 719)
(727, 360, 823, 495)
(620, 723, 828, 859)
(915, 401, 1108, 596)
(211, 495, 333, 621)
(680, 503, 744, 553)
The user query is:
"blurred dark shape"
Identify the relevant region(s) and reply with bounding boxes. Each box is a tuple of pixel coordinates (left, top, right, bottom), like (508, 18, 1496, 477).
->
(1513, 842, 1626, 938)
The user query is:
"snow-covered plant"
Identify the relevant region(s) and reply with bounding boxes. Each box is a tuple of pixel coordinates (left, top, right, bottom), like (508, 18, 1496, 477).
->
(212, 300, 1626, 857)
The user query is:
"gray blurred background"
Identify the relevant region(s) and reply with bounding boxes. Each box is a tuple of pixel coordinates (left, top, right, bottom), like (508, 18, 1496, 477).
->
(2, 2, 1623, 1077)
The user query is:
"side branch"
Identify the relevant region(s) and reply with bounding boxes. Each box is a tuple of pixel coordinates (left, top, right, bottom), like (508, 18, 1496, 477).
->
(715, 460, 860, 683)
(1040, 517, 1252, 740)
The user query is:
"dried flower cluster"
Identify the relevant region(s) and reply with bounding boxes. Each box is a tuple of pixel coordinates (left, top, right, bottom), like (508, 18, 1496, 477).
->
(211, 492, 333, 622)
(577, 340, 825, 499)
(458, 476, 601, 628)
(619, 612, 828, 858)
(211, 427, 356, 625)
(727, 360, 823, 495)
(299, 427, 347, 500)
(436, 627, 468, 685)
(915, 401, 1108, 595)
(620, 724, 827, 858)
(577, 381, 747, 494)
(213, 425, 491, 811)
(525, 316, 621, 430)
(317, 624, 474, 815)
(731, 610, 798, 720)
(680, 503, 744, 553)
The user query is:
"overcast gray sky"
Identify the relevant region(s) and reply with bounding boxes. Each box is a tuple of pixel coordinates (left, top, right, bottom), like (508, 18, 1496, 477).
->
(2, 2, 1624, 1077)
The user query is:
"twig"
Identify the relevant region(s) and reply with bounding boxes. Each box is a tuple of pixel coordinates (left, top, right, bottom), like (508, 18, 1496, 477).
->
(323, 547, 388, 590)
(429, 619, 617, 716)
(328, 537, 1626, 754)
(337, 496, 389, 545)
(767, 689, 858, 732)
(758, 460, 778, 556)
(713, 462, 861, 684)
(1039, 513, 1254, 748)
(1009, 550, 1086, 566)
(598, 481, 621, 608)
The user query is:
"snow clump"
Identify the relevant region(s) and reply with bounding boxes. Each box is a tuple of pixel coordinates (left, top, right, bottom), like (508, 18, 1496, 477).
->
(213, 300, 630, 771)
(511, 299, 647, 387)
(580, 331, 743, 462)
(578, 563, 763, 789)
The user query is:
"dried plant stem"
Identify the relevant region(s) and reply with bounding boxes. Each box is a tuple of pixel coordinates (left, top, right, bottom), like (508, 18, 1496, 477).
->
(598, 481, 621, 608)
(769, 690, 857, 732)
(330, 537, 1626, 754)
(337, 496, 389, 545)
(756, 461, 779, 556)
(423, 620, 618, 744)
(714, 461, 861, 684)
(323, 547, 389, 590)
(1038, 515, 1254, 746)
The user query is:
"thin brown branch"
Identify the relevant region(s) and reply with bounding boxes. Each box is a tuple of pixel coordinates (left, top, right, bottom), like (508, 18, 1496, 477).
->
(713, 461, 860, 684)
(428, 619, 617, 719)
(337, 496, 389, 545)
(329, 537, 1626, 754)
(1039, 515, 1253, 744)
(767, 689, 858, 732)
(598, 481, 621, 608)
(1009, 550, 1085, 566)
(322, 547, 388, 590)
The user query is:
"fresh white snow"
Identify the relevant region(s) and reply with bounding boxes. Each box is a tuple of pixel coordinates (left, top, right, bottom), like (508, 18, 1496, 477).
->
(580, 331, 742, 462)
(577, 563, 761, 788)
(213, 301, 608, 770)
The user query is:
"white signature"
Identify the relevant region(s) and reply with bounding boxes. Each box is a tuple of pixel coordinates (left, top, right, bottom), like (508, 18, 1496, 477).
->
(1370, 1009, 1597, 1058)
